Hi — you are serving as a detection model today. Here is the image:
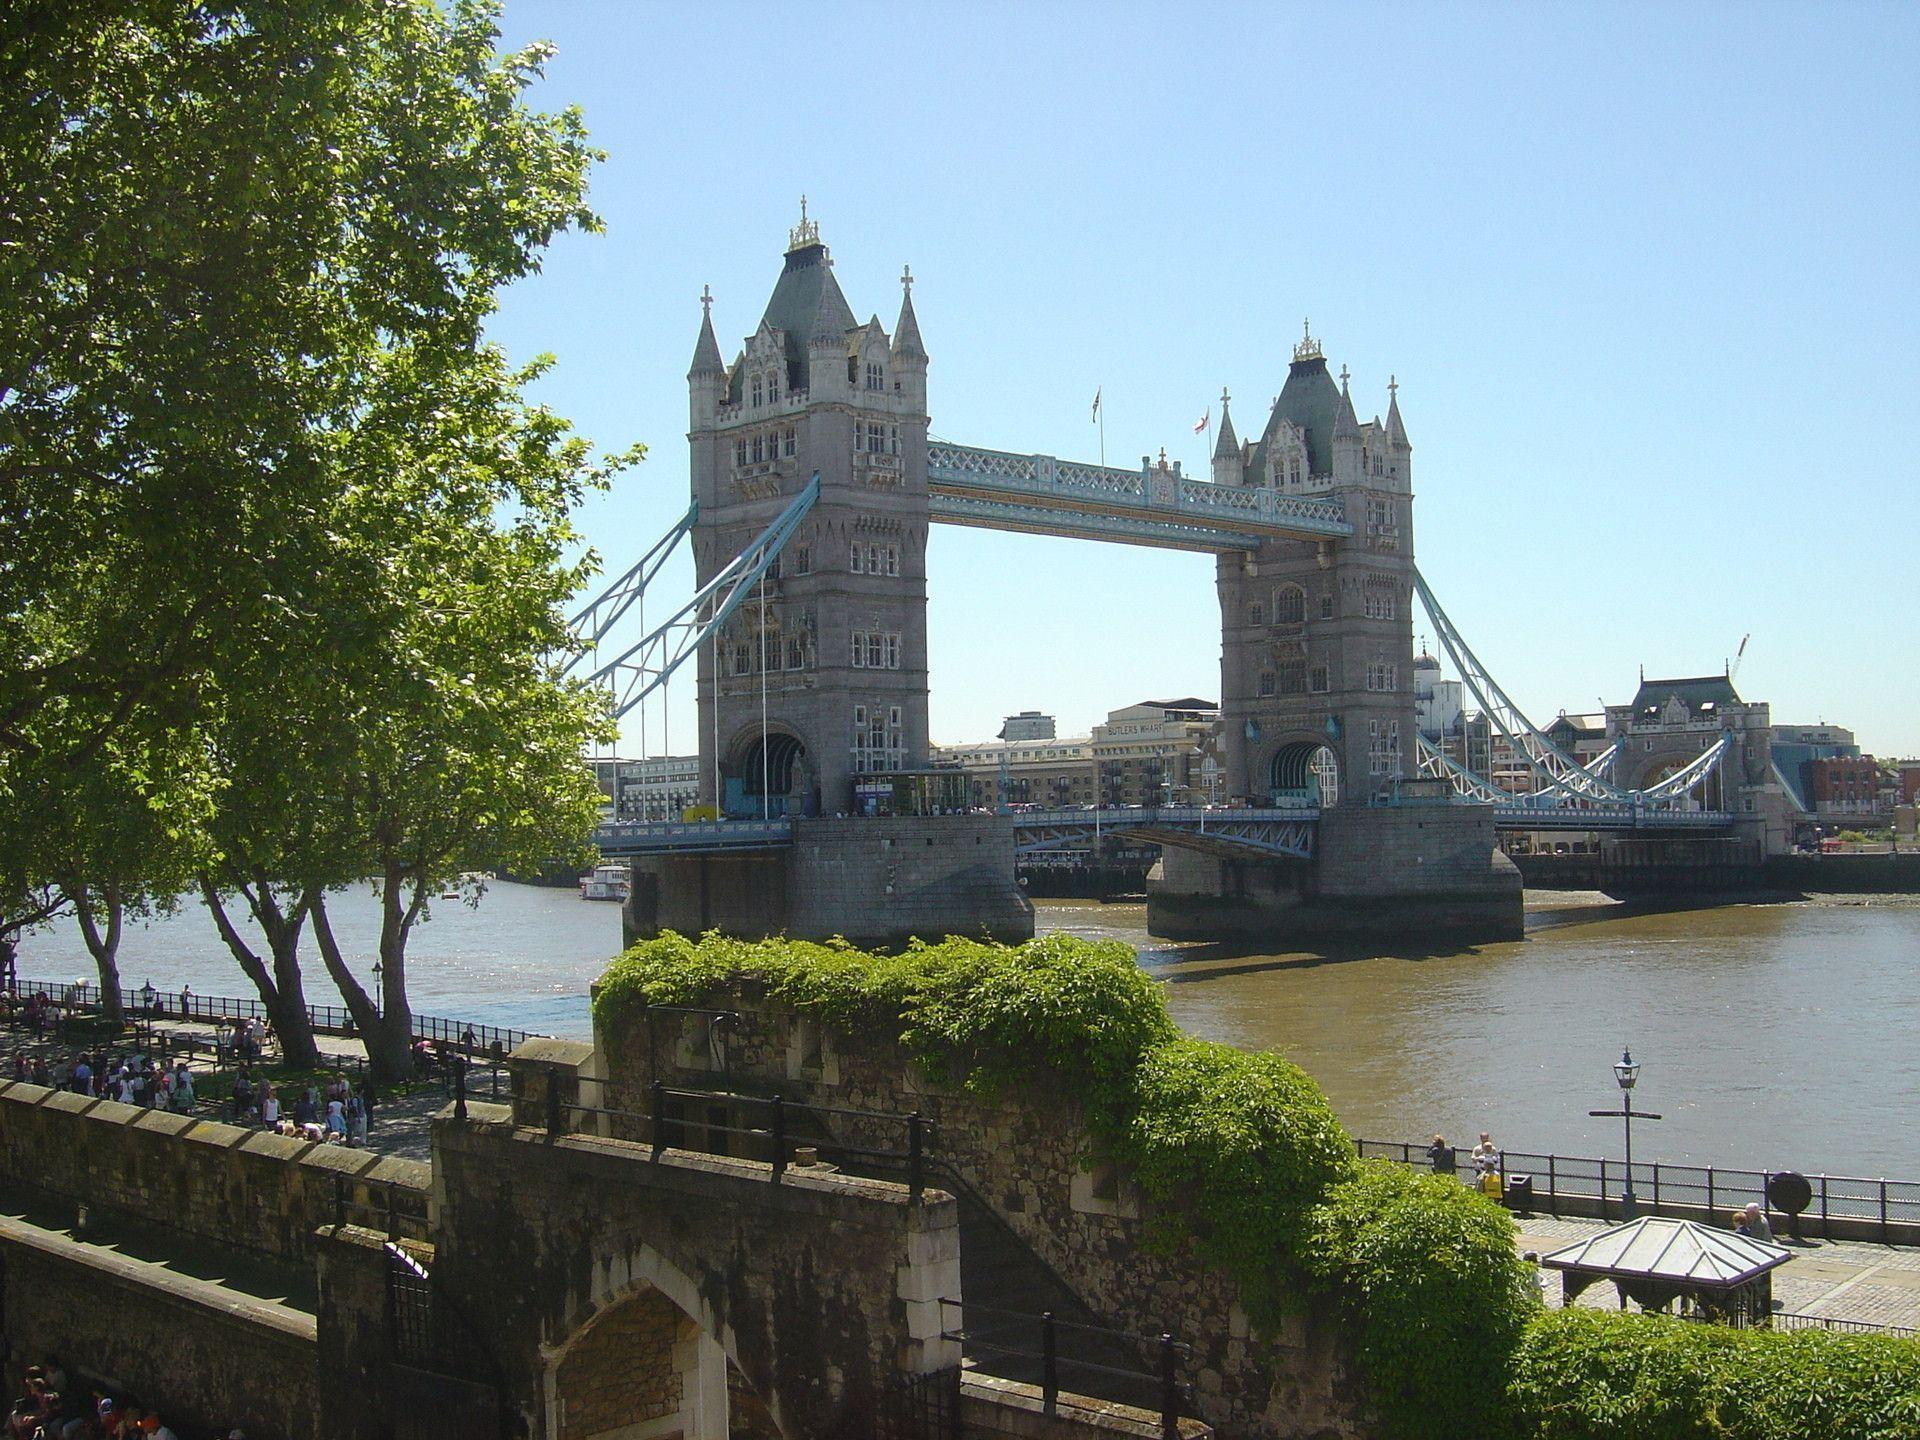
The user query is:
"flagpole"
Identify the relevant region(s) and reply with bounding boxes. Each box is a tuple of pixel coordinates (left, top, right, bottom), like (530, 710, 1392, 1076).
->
(1098, 392, 1106, 468)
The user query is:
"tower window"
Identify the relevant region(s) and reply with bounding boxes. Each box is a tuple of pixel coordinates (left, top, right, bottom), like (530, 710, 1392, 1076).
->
(734, 439, 748, 467)
(793, 546, 810, 576)
(850, 544, 864, 574)
(1320, 594, 1334, 620)
(865, 361, 883, 391)
(751, 377, 763, 407)
(1309, 665, 1330, 693)
(1274, 585, 1306, 626)
(782, 427, 795, 457)
(1248, 603, 1265, 627)
(767, 372, 779, 402)
(866, 421, 885, 453)
(1258, 671, 1277, 698)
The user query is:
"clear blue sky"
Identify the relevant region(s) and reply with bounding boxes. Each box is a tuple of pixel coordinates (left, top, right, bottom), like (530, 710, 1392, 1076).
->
(489, 1, 1919, 758)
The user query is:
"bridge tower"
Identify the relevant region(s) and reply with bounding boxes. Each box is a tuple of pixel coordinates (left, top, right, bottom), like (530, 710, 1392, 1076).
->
(1151, 327, 1521, 940)
(1213, 326, 1416, 808)
(689, 205, 931, 817)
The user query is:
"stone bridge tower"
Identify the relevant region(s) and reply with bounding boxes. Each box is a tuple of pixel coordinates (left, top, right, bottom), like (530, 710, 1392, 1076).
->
(1213, 326, 1417, 808)
(688, 205, 931, 817)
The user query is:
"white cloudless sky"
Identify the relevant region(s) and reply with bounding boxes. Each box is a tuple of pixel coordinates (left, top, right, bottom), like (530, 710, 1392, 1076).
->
(488, 0, 1919, 757)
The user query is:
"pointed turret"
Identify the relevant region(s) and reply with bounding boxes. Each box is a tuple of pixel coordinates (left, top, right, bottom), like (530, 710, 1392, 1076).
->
(1386, 374, 1410, 449)
(1213, 387, 1238, 460)
(688, 284, 724, 378)
(1331, 362, 1363, 483)
(891, 264, 927, 361)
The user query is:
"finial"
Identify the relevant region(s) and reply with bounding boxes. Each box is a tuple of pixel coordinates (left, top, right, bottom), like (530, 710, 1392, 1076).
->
(787, 194, 820, 251)
(1388, 373, 1398, 398)
(700, 284, 712, 318)
(901, 263, 913, 294)
(1293, 318, 1323, 362)
(1158, 446, 1168, 467)
(1220, 386, 1231, 407)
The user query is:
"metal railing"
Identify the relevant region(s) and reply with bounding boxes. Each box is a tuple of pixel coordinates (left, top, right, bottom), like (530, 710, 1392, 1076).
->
(9, 977, 538, 1059)
(938, 1299, 1192, 1438)
(546, 1081, 934, 1202)
(1358, 1137, 1920, 1242)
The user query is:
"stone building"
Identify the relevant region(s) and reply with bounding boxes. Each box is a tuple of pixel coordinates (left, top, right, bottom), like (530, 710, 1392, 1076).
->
(1090, 698, 1219, 807)
(689, 206, 930, 818)
(933, 734, 1096, 809)
(1210, 328, 1416, 807)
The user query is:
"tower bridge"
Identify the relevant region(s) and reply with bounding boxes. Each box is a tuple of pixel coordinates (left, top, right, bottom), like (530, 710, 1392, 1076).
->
(575, 211, 1792, 947)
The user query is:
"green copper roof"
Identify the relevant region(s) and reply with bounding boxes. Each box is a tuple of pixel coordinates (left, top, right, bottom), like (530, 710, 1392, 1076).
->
(758, 241, 856, 388)
(1249, 355, 1344, 480)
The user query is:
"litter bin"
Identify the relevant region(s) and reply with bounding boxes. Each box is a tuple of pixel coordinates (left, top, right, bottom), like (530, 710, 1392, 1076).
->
(1503, 1174, 1534, 1216)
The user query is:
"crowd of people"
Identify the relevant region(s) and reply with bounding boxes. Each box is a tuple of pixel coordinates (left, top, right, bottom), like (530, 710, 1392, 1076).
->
(229, 1067, 370, 1146)
(9, 1051, 197, 1114)
(7, 1355, 243, 1440)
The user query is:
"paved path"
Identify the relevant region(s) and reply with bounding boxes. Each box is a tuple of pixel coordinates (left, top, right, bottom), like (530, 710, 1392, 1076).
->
(1515, 1214, 1920, 1333)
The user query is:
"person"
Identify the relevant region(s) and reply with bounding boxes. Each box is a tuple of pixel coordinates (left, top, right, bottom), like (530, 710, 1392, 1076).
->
(1731, 1209, 1752, 1236)
(171, 1063, 195, 1113)
(71, 1055, 92, 1096)
(1741, 1201, 1774, 1242)
(232, 1069, 255, 1121)
(346, 1092, 367, 1147)
(178, 984, 192, 1019)
(1470, 1132, 1499, 1177)
(294, 1089, 316, 1128)
(143, 1412, 179, 1440)
(1426, 1134, 1457, 1175)
(324, 1097, 347, 1139)
(31, 1056, 50, 1087)
(259, 1088, 280, 1129)
(10, 1054, 27, 1082)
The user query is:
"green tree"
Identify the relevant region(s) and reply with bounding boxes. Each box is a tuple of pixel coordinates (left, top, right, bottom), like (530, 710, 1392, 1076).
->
(2, 1, 619, 1032)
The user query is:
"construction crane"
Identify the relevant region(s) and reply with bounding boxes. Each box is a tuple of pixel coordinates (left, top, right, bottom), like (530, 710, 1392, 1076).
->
(1728, 633, 1751, 685)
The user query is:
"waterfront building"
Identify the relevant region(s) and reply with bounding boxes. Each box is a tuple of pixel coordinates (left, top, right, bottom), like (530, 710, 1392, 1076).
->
(1090, 698, 1218, 807)
(1770, 723, 1862, 815)
(1412, 651, 1463, 741)
(1806, 754, 1882, 818)
(998, 710, 1056, 741)
(586, 755, 702, 820)
(932, 734, 1095, 809)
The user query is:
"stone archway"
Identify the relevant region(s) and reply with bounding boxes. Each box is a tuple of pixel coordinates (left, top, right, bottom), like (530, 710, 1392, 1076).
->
(1269, 740, 1339, 807)
(727, 726, 810, 818)
(543, 1241, 782, 1440)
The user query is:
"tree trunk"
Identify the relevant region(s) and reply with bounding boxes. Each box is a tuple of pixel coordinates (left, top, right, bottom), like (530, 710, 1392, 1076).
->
(371, 863, 422, 1082)
(68, 880, 126, 1027)
(199, 877, 324, 1068)
(311, 894, 402, 1081)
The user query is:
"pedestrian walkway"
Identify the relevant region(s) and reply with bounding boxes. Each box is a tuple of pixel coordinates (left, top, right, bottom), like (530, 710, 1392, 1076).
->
(1515, 1213, 1920, 1334)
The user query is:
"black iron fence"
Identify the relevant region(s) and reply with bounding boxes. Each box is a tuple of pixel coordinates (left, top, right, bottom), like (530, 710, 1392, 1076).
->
(1357, 1137, 1920, 1242)
(548, 1082, 935, 1202)
(937, 1299, 1192, 1438)
(9, 976, 538, 1059)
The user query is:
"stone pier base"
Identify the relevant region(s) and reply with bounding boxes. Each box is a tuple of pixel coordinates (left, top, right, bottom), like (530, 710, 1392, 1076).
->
(1148, 804, 1523, 944)
(624, 814, 1034, 949)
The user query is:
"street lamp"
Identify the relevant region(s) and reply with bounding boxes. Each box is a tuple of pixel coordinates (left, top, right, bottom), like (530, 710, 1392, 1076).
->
(372, 960, 384, 1020)
(1590, 1047, 1662, 1221)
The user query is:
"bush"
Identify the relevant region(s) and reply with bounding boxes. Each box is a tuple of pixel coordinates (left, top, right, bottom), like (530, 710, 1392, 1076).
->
(1509, 1308, 1920, 1440)
(1116, 1037, 1354, 1320)
(1305, 1161, 1540, 1439)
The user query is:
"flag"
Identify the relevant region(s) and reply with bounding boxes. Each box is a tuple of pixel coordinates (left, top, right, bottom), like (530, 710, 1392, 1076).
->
(1090, 387, 1101, 422)
(1192, 408, 1209, 434)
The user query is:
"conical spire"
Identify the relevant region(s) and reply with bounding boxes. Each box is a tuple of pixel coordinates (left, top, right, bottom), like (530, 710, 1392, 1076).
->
(1212, 386, 1237, 460)
(1386, 374, 1409, 447)
(891, 264, 927, 360)
(1332, 364, 1360, 439)
(688, 284, 723, 378)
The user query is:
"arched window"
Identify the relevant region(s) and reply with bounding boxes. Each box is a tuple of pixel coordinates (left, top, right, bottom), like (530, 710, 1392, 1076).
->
(865, 360, 884, 391)
(1273, 585, 1306, 626)
(1248, 602, 1265, 627)
(767, 371, 780, 402)
(751, 376, 763, 407)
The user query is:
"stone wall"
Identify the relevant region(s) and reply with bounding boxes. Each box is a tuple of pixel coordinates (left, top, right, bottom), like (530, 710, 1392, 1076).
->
(556, 1286, 692, 1440)
(430, 1098, 961, 1440)
(0, 1213, 317, 1440)
(626, 814, 1034, 947)
(595, 990, 1369, 1440)
(1149, 806, 1521, 942)
(0, 1081, 429, 1265)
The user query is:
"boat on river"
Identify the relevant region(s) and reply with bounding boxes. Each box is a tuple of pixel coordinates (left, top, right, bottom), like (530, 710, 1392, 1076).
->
(579, 863, 631, 903)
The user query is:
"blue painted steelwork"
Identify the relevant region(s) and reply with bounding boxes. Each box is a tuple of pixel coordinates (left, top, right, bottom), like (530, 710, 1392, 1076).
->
(563, 500, 698, 665)
(595, 818, 795, 856)
(1013, 806, 1319, 861)
(581, 474, 819, 719)
(927, 442, 1351, 549)
(1493, 806, 1734, 830)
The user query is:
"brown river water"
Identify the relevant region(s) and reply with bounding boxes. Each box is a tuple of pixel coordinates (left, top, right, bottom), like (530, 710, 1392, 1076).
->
(17, 885, 1918, 1179)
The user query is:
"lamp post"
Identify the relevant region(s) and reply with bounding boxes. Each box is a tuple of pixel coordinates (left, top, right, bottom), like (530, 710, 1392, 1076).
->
(1589, 1048, 1662, 1220)
(371, 960, 384, 1021)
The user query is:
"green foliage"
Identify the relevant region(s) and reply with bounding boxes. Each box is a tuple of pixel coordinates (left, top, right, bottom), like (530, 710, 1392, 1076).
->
(1305, 1162, 1540, 1439)
(1116, 1038, 1354, 1315)
(1508, 1308, 1920, 1440)
(595, 931, 1174, 1101)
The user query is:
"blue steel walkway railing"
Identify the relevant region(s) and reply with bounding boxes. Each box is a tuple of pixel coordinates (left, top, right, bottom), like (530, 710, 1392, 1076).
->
(594, 818, 795, 856)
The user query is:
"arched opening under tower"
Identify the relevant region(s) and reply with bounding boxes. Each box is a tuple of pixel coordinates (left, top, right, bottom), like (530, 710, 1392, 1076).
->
(547, 1283, 738, 1440)
(1641, 757, 1721, 812)
(1269, 741, 1339, 807)
(728, 730, 808, 818)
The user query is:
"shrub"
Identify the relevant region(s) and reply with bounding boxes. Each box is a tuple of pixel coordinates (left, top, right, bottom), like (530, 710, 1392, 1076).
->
(1116, 1037, 1355, 1319)
(1508, 1308, 1920, 1440)
(1305, 1161, 1540, 1439)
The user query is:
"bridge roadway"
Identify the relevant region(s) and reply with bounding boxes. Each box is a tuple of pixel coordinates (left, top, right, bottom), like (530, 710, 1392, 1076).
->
(593, 803, 1736, 863)
(926, 442, 1352, 552)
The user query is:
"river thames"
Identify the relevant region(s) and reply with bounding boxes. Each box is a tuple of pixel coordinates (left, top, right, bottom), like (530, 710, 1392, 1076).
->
(16, 883, 1918, 1179)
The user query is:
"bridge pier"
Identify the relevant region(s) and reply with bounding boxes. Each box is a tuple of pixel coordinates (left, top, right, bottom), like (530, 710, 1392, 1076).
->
(1147, 804, 1522, 944)
(624, 814, 1034, 950)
